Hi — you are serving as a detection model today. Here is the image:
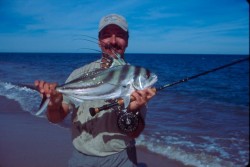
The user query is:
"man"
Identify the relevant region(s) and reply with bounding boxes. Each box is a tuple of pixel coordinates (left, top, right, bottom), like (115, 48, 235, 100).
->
(35, 14, 155, 167)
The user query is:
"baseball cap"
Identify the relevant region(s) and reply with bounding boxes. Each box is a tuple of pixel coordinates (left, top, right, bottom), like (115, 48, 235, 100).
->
(99, 14, 128, 32)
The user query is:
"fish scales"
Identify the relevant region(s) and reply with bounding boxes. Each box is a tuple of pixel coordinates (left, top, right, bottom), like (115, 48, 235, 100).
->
(59, 66, 128, 92)
(62, 66, 130, 97)
(56, 65, 157, 101)
(35, 64, 157, 116)
(62, 68, 104, 86)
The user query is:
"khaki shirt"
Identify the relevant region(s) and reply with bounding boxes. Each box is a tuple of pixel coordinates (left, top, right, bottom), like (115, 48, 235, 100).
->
(63, 59, 147, 156)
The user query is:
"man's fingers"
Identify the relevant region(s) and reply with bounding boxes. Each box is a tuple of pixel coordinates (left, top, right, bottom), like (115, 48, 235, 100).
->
(44, 83, 50, 93)
(34, 80, 59, 100)
(34, 80, 57, 96)
(38, 80, 45, 93)
(146, 88, 156, 100)
(34, 80, 39, 87)
(50, 83, 57, 90)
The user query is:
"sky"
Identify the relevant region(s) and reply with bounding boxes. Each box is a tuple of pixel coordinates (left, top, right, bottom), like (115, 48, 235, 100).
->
(0, 0, 249, 54)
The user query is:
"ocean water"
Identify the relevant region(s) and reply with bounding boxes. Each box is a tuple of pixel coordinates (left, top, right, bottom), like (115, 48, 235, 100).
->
(0, 53, 249, 167)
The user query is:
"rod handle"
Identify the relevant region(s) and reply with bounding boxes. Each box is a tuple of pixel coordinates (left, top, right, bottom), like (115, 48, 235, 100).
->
(89, 87, 157, 116)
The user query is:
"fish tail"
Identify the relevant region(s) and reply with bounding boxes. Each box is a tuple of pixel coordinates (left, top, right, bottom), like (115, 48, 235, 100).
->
(35, 98, 50, 116)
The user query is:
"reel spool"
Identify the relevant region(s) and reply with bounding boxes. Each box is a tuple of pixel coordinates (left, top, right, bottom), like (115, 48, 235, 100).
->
(117, 111, 140, 133)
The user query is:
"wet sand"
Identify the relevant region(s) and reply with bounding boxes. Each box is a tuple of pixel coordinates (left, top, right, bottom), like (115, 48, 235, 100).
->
(0, 96, 192, 167)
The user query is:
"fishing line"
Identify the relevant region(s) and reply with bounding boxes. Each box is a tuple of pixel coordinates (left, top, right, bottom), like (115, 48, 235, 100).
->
(89, 56, 249, 116)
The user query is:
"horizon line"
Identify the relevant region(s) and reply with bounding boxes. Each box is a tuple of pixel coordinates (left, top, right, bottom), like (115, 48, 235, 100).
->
(0, 52, 248, 56)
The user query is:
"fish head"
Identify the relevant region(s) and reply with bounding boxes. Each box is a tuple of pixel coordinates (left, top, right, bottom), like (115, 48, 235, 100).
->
(109, 53, 127, 67)
(132, 67, 158, 90)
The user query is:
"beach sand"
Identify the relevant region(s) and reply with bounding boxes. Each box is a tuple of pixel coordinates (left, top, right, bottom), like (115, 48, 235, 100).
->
(0, 95, 192, 167)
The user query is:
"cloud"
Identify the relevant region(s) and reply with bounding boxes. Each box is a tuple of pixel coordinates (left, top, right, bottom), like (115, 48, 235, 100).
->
(0, 0, 248, 54)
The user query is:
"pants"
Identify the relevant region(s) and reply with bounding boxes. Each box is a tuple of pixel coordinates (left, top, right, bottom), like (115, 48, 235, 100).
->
(68, 146, 138, 167)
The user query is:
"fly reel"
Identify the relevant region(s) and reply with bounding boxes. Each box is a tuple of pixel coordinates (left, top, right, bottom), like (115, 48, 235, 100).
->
(117, 111, 139, 133)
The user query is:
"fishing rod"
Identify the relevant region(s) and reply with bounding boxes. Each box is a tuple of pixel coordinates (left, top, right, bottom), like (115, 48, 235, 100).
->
(89, 56, 249, 116)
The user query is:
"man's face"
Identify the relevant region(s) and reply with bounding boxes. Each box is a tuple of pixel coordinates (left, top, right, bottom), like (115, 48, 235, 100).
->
(99, 24, 128, 59)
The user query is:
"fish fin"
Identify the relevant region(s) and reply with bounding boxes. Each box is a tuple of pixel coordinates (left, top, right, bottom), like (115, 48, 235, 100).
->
(35, 98, 50, 116)
(62, 68, 104, 85)
(122, 95, 131, 109)
(67, 95, 82, 107)
(39, 95, 47, 108)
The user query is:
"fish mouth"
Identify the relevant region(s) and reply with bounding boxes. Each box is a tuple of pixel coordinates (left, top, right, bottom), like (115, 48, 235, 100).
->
(103, 44, 124, 58)
(133, 72, 158, 90)
(150, 73, 158, 86)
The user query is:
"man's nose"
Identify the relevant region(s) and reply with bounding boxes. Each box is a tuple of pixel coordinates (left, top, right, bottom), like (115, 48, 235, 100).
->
(110, 34, 116, 44)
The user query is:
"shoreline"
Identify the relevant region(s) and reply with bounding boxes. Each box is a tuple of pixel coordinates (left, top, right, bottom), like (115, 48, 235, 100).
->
(0, 96, 73, 167)
(0, 95, 192, 167)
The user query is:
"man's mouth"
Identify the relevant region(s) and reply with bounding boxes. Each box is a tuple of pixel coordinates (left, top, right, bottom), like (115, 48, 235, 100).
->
(104, 44, 122, 52)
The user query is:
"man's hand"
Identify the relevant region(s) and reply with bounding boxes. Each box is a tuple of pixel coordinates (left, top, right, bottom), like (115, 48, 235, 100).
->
(34, 80, 63, 107)
(34, 80, 70, 123)
(128, 88, 156, 111)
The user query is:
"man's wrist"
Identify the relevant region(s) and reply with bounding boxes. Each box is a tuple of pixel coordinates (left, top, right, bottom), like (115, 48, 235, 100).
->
(47, 102, 62, 113)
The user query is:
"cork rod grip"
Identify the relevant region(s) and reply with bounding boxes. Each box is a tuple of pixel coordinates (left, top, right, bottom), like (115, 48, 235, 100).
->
(89, 88, 156, 116)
